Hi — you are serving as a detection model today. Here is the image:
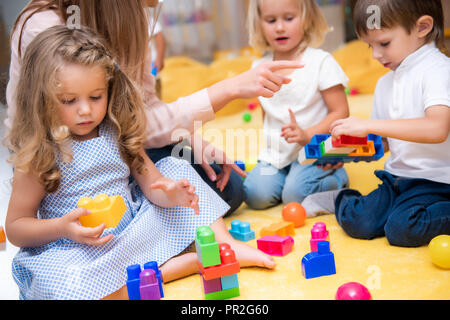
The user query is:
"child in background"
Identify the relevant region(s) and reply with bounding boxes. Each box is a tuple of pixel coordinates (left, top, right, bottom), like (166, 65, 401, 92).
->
(302, 0, 450, 247)
(244, 0, 350, 210)
(5, 26, 275, 300)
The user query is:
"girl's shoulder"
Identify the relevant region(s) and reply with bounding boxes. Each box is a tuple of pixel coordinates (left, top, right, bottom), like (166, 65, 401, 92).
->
(303, 47, 333, 63)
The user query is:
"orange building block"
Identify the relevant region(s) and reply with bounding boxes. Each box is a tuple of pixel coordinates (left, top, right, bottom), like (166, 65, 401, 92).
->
(348, 140, 375, 157)
(260, 221, 295, 237)
(0, 226, 6, 243)
(198, 243, 240, 281)
(77, 194, 126, 228)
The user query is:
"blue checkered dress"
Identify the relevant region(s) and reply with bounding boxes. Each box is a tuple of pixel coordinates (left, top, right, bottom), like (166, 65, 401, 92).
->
(11, 121, 229, 300)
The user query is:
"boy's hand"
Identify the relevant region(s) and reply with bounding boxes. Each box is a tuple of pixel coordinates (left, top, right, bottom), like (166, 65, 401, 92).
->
(281, 109, 310, 146)
(60, 208, 114, 246)
(330, 116, 369, 138)
(151, 179, 200, 215)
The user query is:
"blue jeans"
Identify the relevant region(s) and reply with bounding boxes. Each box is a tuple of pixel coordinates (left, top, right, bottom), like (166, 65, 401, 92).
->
(145, 144, 245, 218)
(244, 160, 349, 210)
(335, 170, 450, 247)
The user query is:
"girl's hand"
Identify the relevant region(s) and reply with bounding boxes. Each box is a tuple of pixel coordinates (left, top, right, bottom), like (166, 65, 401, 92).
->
(151, 179, 200, 215)
(60, 208, 114, 246)
(233, 60, 304, 99)
(281, 109, 310, 146)
(330, 116, 369, 138)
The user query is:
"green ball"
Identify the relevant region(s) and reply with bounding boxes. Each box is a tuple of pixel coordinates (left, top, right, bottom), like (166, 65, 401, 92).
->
(243, 112, 252, 123)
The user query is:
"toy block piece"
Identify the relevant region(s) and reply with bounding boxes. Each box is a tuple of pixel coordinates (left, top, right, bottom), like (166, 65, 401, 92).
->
(202, 277, 222, 294)
(204, 287, 240, 300)
(244, 159, 258, 172)
(310, 222, 330, 252)
(0, 226, 6, 243)
(234, 160, 246, 172)
(348, 140, 375, 157)
(260, 221, 295, 237)
(139, 269, 161, 300)
(301, 241, 336, 279)
(220, 273, 239, 291)
(126, 264, 142, 300)
(323, 136, 356, 155)
(77, 194, 126, 228)
(310, 134, 331, 145)
(299, 144, 322, 165)
(144, 261, 164, 298)
(229, 220, 255, 242)
(195, 226, 221, 268)
(257, 235, 294, 256)
(333, 135, 368, 148)
(198, 243, 240, 281)
(320, 141, 350, 157)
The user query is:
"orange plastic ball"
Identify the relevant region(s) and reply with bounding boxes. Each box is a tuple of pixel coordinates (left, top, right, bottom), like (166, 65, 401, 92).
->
(282, 202, 306, 227)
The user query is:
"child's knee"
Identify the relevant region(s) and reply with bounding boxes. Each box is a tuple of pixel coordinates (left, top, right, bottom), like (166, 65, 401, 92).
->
(244, 181, 279, 210)
(281, 185, 308, 204)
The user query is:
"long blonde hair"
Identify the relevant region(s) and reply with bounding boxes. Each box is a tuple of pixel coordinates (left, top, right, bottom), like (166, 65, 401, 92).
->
(6, 25, 147, 193)
(12, 0, 150, 84)
(247, 0, 331, 54)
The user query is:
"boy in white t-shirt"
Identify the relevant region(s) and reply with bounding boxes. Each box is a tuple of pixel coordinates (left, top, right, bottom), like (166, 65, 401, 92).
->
(243, 0, 350, 210)
(302, 0, 450, 247)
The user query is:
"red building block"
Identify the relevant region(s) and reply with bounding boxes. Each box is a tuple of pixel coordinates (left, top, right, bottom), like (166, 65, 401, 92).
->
(198, 243, 240, 280)
(257, 235, 294, 256)
(332, 135, 368, 148)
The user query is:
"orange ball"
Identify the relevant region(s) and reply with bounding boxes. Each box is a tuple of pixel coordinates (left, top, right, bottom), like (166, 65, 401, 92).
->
(282, 202, 306, 227)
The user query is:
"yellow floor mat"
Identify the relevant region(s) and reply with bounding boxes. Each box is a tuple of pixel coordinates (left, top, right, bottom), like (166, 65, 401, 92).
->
(162, 94, 450, 300)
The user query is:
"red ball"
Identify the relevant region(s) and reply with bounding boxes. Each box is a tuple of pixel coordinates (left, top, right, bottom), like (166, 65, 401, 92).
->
(335, 282, 372, 300)
(282, 202, 306, 227)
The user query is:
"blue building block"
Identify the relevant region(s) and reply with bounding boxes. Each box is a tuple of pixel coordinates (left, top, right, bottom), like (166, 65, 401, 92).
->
(234, 160, 246, 171)
(220, 273, 239, 291)
(126, 264, 142, 300)
(144, 261, 164, 298)
(229, 220, 255, 242)
(301, 241, 336, 279)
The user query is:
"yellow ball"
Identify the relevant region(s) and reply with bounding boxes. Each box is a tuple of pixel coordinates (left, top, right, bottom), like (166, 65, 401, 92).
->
(428, 235, 450, 269)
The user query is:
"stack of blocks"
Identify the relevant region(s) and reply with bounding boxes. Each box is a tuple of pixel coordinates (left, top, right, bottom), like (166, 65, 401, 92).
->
(195, 226, 240, 300)
(301, 222, 336, 279)
(299, 134, 384, 166)
(126, 261, 164, 300)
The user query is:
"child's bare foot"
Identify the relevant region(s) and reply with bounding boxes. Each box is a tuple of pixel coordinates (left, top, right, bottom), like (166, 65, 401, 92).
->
(210, 218, 276, 270)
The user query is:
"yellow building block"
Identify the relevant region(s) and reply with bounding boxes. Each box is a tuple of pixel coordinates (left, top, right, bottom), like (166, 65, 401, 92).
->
(260, 221, 295, 237)
(348, 140, 375, 157)
(77, 194, 126, 228)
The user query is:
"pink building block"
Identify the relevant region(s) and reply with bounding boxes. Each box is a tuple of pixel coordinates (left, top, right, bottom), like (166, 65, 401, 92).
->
(310, 222, 330, 252)
(257, 235, 294, 256)
(202, 277, 222, 294)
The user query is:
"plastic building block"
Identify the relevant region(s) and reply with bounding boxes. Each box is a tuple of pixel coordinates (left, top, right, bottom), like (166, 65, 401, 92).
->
(234, 160, 246, 172)
(198, 243, 240, 280)
(333, 135, 367, 148)
(301, 241, 336, 279)
(257, 235, 294, 256)
(126, 264, 142, 300)
(139, 269, 161, 300)
(77, 194, 126, 228)
(229, 220, 255, 242)
(243, 112, 252, 123)
(248, 101, 259, 110)
(195, 226, 221, 268)
(202, 277, 222, 294)
(244, 159, 257, 172)
(260, 221, 295, 237)
(310, 222, 330, 252)
(282, 202, 306, 227)
(322, 137, 356, 155)
(220, 274, 239, 291)
(0, 226, 6, 243)
(204, 287, 240, 300)
(348, 140, 375, 157)
(144, 261, 164, 298)
(336, 282, 372, 300)
(428, 235, 450, 269)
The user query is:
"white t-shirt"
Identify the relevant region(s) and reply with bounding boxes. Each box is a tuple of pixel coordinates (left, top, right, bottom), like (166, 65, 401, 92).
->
(148, 15, 163, 66)
(371, 42, 450, 184)
(254, 47, 349, 169)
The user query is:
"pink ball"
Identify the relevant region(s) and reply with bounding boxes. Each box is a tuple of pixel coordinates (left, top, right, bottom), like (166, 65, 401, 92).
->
(335, 282, 372, 300)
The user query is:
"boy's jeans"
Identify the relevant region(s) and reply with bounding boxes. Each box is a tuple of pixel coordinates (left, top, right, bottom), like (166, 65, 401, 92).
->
(244, 160, 349, 210)
(335, 170, 450, 247)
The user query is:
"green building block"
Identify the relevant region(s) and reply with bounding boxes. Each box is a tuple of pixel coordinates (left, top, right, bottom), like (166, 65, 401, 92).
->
(320, 141, 348, 157)
(205, 287, 240, 300)
(195, 226, 221, 268)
